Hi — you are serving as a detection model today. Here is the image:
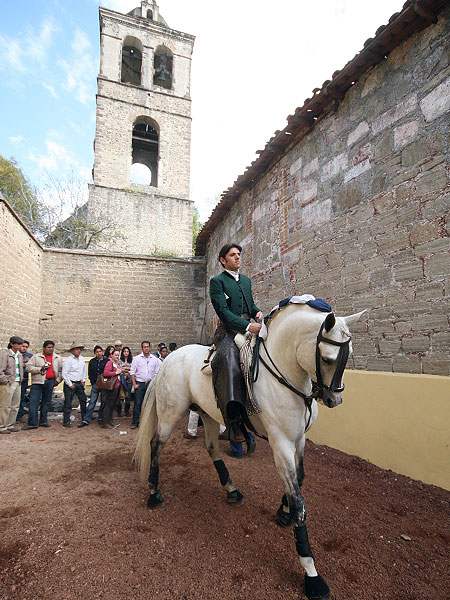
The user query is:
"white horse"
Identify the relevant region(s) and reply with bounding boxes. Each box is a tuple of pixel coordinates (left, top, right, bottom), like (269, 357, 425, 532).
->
(135, 304, 365, 600)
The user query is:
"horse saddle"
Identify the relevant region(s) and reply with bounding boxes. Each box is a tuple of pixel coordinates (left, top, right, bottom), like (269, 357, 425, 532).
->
(201, 333, 250, 375)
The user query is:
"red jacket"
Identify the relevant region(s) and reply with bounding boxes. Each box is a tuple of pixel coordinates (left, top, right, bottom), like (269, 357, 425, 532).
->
(103, 359, 121, 388)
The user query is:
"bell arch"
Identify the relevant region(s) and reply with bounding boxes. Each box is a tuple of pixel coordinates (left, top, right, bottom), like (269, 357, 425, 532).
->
(121, 36, 143, 86)
(131, 117, 159, 187)
(153, 45, 173, 89)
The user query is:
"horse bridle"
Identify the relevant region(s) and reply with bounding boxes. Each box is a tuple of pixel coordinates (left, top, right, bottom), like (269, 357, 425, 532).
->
(312, 320, 351, 400)
(251, 316, 351, 430)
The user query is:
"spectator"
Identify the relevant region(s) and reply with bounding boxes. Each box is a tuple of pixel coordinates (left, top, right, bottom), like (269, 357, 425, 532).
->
(130, 341, 161, 429)
(104, 345, 114, 359)
(119, 346, 133, 417)
(79, 345, 108, 428)
(16, 340, 33, 423)
(227, 431, 256, 459)
(114, 340, 123, 354)
(102, 349, 123, 429)
(23, 340, 63, 430)
(159, 346, 168, 361)
(98, 345, 114, 423)
(168, 342, 178, 353)
(184, 410, 226, 440)
(153, 343, 166, 359)
(0, 335, 24, 434)
(62, 343, 87, 428)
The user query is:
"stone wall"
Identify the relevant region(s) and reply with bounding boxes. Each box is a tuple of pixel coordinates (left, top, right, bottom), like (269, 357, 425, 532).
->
(93, 79, 192, 196)
(88, 184, 193, 256)
(0, 198, 205, 355)
(40, 249, 205, 356)
(0, 198, 43, 348)
(203, 8, 450, 375)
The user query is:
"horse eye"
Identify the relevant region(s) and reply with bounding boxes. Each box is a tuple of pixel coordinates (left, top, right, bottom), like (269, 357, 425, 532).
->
(321, 357, 333, 365)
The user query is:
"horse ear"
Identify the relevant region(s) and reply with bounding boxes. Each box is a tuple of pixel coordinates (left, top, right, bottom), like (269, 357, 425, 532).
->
(324, 312, 336, 332)
(344, 310, 367, 327)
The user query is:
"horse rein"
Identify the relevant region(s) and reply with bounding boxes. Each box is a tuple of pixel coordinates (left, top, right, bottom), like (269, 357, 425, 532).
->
(251, 316, 351, 431)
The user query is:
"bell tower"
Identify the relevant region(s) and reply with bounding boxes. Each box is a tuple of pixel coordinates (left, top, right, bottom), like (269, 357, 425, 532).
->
(88, 1, 195, 256)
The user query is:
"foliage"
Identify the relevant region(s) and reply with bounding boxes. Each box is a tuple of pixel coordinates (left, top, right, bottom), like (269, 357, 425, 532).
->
(41, 172, 123, 250)
(192, 205, 202, 253)
(0, 156, 122, 250)
(0, 155, 46, 236)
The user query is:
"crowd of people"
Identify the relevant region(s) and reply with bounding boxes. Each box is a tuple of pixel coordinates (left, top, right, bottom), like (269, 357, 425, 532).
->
(0, 336, 177, 434)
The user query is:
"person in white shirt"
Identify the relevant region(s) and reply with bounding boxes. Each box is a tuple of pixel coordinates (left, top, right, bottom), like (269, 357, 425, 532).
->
(130, 340, 161, 429)
(62, 343, 87, 427)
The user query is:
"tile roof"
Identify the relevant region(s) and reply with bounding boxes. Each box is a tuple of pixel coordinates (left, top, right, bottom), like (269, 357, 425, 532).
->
(195, 0, 447, 256)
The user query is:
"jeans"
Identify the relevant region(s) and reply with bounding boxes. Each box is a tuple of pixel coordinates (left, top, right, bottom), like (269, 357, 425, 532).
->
(230, 431, 255, 457)
(28, 379, 55, 426)
(117, 379, 133, 415)
(17, 377, 29, 421)
(132, 381, 149, 426)
(84, 383, 106, 424)
(63, 382, 87, 424)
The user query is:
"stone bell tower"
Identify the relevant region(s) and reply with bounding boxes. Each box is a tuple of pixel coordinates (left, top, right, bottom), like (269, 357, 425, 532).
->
(88, 1, 195, 256)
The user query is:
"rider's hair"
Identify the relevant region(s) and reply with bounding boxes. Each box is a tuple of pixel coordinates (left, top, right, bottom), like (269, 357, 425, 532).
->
(218, 242, 242, 262)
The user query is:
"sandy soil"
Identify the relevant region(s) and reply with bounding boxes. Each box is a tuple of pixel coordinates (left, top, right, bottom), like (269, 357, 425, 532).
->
(0, 414, 449, 600)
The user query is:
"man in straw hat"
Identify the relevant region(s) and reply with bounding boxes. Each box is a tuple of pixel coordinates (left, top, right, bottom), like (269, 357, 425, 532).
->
(62, 343, 87, 427)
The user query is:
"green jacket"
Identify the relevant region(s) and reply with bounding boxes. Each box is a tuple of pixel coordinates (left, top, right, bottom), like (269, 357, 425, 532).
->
(209, 271, 261, 334)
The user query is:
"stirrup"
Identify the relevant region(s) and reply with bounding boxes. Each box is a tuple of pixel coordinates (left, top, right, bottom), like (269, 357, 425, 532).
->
(224, 421, 246, 443)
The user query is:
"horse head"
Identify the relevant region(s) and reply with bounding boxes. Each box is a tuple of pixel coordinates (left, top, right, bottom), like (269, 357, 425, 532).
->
(312, 310, 366, 409)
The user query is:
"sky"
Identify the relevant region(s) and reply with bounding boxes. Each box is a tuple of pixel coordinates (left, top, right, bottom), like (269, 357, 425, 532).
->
(0, 0, 405, 221)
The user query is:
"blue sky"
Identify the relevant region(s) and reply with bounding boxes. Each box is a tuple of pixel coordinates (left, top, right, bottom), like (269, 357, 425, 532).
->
(1, 0, 404, 221)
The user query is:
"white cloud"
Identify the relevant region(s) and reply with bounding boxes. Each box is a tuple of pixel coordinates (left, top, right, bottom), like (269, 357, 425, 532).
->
(9, 135, 23, 144)
(0, 18, 57, 74)
(29, 138, 74, 172)
(99, 1, 137, 13)
(42, 82, 59, 99)
(59, 28, 96, 104)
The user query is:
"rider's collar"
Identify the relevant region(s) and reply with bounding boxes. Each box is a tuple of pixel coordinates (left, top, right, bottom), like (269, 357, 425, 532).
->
(224, 269, 240, 281)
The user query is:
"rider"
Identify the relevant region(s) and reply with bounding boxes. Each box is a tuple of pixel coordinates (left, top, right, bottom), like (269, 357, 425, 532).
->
(209, 243, 263, 442)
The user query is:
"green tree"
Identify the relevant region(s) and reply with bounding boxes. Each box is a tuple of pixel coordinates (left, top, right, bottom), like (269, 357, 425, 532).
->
(0, 155, 45, 236)
(192, 205, 202, 253)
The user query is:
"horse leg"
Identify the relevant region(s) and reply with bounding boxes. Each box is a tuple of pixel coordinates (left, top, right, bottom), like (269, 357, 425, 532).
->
(200, 411, 243, 504)
(272, 439, 330, 600)
(276, 440, 305, 528)
(147, 431, 166, 507)
(147, 414, 182, 508)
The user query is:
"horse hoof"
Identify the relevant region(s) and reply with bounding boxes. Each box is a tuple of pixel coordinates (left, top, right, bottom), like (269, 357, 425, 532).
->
(226, 490, 244, 504)
(304, 574, 330, 600)
(147, 490, 164, 508)
(275, 504, 293, 527)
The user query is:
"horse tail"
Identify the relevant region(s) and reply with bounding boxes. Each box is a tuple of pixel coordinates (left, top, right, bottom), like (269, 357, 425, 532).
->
(133, 377, 158, 483)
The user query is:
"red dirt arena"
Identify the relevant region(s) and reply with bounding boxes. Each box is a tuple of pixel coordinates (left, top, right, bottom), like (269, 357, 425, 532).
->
(0, 417, 449, 600)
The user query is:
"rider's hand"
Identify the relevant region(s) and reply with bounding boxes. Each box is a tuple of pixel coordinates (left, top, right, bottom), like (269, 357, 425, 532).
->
(248, 322, 262, 334)
(255, 311, 264, 323)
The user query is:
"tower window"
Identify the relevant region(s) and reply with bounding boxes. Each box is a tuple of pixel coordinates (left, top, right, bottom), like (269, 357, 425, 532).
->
(147, 9, 153, 19)
(132, 121, 159, 187)
(121, 46, 142, 86)
(153, 47, 173, 89)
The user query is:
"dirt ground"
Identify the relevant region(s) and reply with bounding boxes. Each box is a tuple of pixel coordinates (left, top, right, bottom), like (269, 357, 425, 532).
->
(0, 413, 449, 600)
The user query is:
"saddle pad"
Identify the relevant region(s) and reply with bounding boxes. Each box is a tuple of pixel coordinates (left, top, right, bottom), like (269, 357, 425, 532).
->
(259, 295, 332, 339)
